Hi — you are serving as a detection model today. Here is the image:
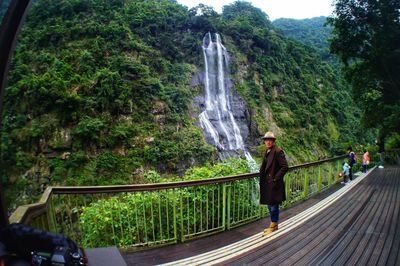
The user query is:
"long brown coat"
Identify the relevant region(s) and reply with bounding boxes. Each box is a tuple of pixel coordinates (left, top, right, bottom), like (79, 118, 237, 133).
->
(259, 145, 289, 205)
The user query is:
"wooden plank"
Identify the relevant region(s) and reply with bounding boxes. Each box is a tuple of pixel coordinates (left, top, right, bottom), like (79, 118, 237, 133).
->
(264, 181, 375, 265)
(86, 247, 127, 266)
(320, 171, 385, 265)
(385, 167, 400, 265)
(376, 167, 400, 265)
(284, 182, 377, 265)
(124, 166, 400, 266)
(356, 170, 398, 265)
(122, 184, 343, 265)
(224, 178, 374, 266)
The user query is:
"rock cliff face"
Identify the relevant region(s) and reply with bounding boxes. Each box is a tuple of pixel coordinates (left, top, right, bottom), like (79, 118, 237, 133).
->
(192, 33, 255, 165)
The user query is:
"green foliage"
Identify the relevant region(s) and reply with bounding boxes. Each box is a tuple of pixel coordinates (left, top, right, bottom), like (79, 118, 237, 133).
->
(328, 0, 400, 135)
(72, 116, 106, 146)
(79, 192, 176, 247)
(182, 157, 250, 180)
(106, 122, 136, 147)
(385, 133, 400, 150)
(273, 17, 333, 60)
(79, 157, 251, 247)
(1, 0, 376, 210)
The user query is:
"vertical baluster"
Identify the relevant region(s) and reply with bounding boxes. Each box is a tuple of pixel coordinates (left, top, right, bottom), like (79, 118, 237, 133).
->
(241, 181, 244, 221)
(318, 165, 322, 192)
(235, 182, 239, 223)
(247, 179, 250, 219)
(173, 189, 178, 243)
(134, 193, 140, 244)
(206, 189, 209, 231)
(150, 192, 156, 243)
(186, 189, 190, 236)
(299, 169, 302, 199)
(200, 187, 203, 233)
(67, 195, 74, 237)
(227, 183, 231, 230)
(126, 193, 133, 246)
(107, 194, 117, 246)
(48, 198, 57, 233)
(218, 185, 220, 227)
(222, 183, 226, 230)
(212, 187, 215, 229)
(232, 182, 235, 224)
(191, 187, 195, 234)
(74, 195, 82, 243)
(294, 169, 300, 200)
(239, 181, 243, 222)
(179, 189, 185, 243)
(158, 190, 163, 241)
(120, 193, 126, 246)
(141, 192, 147, 243)
(249, 180, 253, 217)
(166, 190, 170, 240)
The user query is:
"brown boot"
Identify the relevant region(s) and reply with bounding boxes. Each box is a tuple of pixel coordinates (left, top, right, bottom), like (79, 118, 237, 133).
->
(263, 222, 278, 236)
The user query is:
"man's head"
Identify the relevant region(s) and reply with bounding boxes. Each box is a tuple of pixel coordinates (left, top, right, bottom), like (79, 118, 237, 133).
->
(347, 146, 353, 152)
(262, 131, 276, 149)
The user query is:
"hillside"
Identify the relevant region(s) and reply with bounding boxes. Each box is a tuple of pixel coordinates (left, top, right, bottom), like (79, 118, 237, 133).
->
(0, 0, 370, 209)
(273, 17, 332, 60)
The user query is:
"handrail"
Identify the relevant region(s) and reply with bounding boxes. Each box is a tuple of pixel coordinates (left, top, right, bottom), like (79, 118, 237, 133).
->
(10, 186, 53, 223)
(10, 154, 346, 224)
(51, 155, 347, 194)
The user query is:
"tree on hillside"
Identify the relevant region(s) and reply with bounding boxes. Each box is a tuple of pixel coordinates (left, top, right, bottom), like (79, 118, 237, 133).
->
(327, 0, 400, 136)
(273, 17, 333, 61)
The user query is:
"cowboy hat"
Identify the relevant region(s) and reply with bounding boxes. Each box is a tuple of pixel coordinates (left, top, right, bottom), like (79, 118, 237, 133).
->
(262, 131, 276, 140)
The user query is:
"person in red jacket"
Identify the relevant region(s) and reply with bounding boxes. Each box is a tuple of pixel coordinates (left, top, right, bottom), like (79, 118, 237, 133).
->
(259, 131, 289, 236)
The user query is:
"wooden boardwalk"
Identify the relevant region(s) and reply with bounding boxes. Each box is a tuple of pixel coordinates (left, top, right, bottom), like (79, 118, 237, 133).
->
(123, 166, 400, 265)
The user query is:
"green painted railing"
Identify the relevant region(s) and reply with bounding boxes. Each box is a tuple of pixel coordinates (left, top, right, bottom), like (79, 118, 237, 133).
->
(10, 154, 358, 250)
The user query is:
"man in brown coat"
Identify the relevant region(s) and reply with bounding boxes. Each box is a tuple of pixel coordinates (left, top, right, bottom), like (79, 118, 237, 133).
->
(259, 131, 288, 236)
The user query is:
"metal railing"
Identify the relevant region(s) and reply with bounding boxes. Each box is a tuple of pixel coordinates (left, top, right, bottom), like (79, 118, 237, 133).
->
(10, 155, 348, 249)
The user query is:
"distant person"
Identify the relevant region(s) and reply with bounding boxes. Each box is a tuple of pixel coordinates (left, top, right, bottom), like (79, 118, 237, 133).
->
(362, 149, 370, 173)
(341, 161, 350, 184)
(259, 131, 288, 236)
(347, 146, 356, 180)
(377, 136, 385, 168)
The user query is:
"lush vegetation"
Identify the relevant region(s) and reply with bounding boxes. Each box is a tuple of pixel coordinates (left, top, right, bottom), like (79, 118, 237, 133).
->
(328, 0, 400, 141)
(79, 157, 251, 247)
(79, 157, 339, 248)
(1, 0, 372, 210)
(273, 17, 333, 60)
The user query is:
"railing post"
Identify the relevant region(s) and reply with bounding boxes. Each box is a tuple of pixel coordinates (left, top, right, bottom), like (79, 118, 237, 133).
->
(173, 189, 178, 244)
(317, 165, 322, 192)
(222, 183, 227, 230)
(285, 174, 291, 203)
(304, 169, 309, 198)
(179, 190, 184, 243)
(226, 183, 231, 230)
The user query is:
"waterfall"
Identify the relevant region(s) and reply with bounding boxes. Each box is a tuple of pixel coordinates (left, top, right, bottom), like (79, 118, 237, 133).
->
(198, 33, 257, 172)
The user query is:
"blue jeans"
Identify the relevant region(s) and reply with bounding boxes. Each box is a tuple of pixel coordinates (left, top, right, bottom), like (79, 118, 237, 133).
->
(268, 204, 279, 222)
(362, 164, 367, 173)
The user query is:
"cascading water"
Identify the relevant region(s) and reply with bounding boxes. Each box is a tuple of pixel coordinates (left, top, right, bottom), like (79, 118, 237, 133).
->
(198, 33, 257, 171)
